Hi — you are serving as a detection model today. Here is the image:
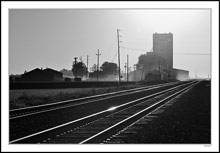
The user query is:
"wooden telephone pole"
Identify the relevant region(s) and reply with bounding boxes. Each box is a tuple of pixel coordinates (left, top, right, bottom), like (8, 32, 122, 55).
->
(96, 49, 101, 82)
(117, 29, 122, 85)
(127, 54, 129, 82)
(87, 55, 89, 80)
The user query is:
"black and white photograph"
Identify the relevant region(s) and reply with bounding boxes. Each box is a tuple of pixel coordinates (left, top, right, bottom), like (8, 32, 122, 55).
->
(1, 1, 219, 152)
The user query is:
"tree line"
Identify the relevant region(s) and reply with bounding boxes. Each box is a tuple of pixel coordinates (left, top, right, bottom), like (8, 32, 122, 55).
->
(71, 60, 118, 79)
(62, 53, 167, 79)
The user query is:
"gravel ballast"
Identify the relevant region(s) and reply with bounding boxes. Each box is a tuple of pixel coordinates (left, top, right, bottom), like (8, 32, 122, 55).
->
(108, 80, 211, 143)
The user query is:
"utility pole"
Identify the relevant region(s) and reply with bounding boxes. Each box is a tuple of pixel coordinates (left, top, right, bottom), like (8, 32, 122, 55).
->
(96, 49, 101, 82)
(87, 55, 89, 80)
(127, 54, 129, 82)
(117, 29, 122, 85)
(124, 63, 127, 81)
(87, 55, 89, 69)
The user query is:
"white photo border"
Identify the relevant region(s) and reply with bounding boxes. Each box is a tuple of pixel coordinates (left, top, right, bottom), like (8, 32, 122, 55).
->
(1, 1, 219, 152)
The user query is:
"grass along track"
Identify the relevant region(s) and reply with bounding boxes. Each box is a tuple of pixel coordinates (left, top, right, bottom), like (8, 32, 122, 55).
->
(10, 84, 143, 110)
(10, 81, 198, 144)
(10, 81, 195, 143)
(10, 82, 183, 118)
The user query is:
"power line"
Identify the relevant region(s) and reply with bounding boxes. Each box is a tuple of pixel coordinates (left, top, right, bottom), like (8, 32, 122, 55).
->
(121, 46, 147, 52)
(174, 53, 211, 55)
(121, 46, 211, 55)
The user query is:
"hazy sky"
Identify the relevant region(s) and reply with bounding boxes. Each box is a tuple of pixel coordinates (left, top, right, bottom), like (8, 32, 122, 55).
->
(9, 9, 211, 77)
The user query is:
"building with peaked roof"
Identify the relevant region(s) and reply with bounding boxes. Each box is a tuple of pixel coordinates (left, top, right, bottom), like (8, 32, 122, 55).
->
(19, 68, 63, 82)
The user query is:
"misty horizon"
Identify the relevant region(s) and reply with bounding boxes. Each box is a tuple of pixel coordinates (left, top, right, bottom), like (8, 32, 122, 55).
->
(9, 9, 211, 78)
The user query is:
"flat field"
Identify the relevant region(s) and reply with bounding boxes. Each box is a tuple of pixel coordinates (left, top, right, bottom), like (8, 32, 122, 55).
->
(9, 84, 142, 110)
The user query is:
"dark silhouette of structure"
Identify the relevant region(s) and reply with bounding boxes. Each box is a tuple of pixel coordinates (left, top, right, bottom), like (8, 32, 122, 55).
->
(18, 68, 63, 82)
(137, 32, 189, 81)
(153, 32, 173, 70)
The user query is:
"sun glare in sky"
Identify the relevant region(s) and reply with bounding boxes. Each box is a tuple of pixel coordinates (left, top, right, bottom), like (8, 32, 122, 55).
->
(9, 9, 211, 78)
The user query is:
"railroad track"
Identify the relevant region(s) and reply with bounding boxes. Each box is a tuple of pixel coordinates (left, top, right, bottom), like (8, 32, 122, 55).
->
(10, 80, 199, 144)
(10, 81, 185, 119)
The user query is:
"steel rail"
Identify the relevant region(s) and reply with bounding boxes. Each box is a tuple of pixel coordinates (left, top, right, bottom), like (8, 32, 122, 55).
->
(10, 81, 196, 144)
(10, 81, 185, 119)
(79, 81, 199, 144)
(101, 80, 200, 144)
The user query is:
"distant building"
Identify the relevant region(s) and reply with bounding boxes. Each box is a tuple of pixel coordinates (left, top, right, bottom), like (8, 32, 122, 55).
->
(145, 69, 162, 81)
(144, 52, 168, 74)
(131, 32, 188, 82)
(44, 68, 63, 81)
(145, 68, 172, 81)
(9, 75, 21, 83)
(19, 68, 63, 82)
(172, 68, 189, 80)
(153, 32, 173, 70)
(143, 32, 188, 81)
